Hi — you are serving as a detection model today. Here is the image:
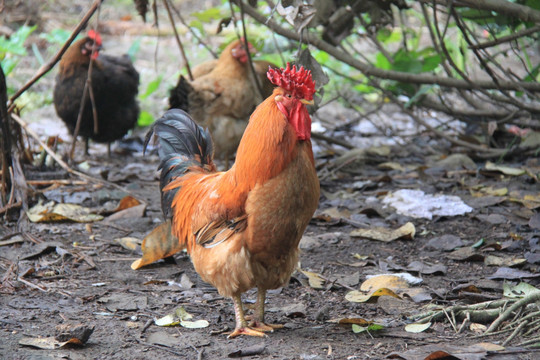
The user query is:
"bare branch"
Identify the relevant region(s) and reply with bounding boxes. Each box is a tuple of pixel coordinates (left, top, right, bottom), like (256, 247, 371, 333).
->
(7, 0, 104, 111)
(234, 0, 540, 92)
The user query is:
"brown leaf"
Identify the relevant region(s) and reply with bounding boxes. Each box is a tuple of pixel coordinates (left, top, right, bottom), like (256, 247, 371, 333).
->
(132, 220, 181, 270)
(114, 195, 142, 212)
(105, 204, 146, 222)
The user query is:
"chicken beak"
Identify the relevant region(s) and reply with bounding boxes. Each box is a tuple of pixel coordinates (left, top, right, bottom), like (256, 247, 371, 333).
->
(300, 99, 314, 105)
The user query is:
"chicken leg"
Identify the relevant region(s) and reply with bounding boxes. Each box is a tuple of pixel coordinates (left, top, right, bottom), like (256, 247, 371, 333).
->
(227, 294, 266, 338)
(248, 289, 284, 332)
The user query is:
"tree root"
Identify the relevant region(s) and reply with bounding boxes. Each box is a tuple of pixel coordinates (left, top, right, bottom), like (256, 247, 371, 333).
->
(410, 292, 540, 347)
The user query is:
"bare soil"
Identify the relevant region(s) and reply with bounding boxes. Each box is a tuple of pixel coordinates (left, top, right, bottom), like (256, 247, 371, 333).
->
(1, 136, 539, 359)
(1, 1, 539, 359)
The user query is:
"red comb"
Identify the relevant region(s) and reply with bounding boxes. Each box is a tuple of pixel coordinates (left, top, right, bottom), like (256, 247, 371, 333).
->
(87, 30, 102, 46)
(267, 63, 316, 100)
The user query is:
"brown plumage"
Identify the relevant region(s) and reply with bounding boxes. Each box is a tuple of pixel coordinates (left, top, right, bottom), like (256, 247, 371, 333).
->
(168, 39, 276, 166)
(53, 30, 139, 155)
(146, 64, 319, 338)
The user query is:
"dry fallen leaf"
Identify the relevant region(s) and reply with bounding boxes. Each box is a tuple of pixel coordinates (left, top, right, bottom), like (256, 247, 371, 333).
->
(350, 222, 415, 242)
(114, 237, 141, 251)
(154, 307, 209, 329)
(113, 195, 142, 212)
(299, 269, 325, 289)
(27, 201, 103, 223)
(132, 220, 178, 270)
(345, 288, 401, 303)
(485, 161, 525, 176)
(405, 322, 431, 333)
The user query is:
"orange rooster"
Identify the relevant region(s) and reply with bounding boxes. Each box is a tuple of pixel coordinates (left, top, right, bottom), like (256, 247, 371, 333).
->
(168, 38, 276, 166)
(143, 64, 319, 337)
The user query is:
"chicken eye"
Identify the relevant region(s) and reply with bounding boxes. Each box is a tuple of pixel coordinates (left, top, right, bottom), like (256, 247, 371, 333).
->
(286, 94, 292, 98)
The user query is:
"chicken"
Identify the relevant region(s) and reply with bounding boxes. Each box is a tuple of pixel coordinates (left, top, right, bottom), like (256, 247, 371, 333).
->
(168, 38, 276, 166)
(144, 64, 319, 337)
(53, 30, 139, 156)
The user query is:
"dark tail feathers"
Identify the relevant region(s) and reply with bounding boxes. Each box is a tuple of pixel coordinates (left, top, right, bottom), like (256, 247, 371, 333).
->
(144, 109, 214, 218)
(168, 75, 192, 111)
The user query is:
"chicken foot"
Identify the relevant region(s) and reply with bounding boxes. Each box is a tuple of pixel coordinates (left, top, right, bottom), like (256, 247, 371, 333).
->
(227, 294, 266, 338)
(248, 289, 284, 332)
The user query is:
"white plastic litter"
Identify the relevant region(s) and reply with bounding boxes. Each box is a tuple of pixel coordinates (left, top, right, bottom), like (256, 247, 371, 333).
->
(382, 189, 473, 219)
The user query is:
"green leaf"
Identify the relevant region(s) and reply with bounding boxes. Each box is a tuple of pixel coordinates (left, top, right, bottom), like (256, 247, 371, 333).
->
(422, 54, 441, 72)
(191, 8, 223, 23)
(405, 85, 435, 108)
(393, 50, 423, 74)
(377, 28, 402, 44)
(32, 43, 45, 66)
(127, 38, 141, 62)
(313, 50, 329, 64)
(189, 20, 205, 36)
(39, 29, 72, 45)
(140, 75, 163, 100)
(0, 25, 36, 56)
(375, 52, 392, 70)
(472, 238, 485, 248)
(138, 111, 155, 127)
(0, 58, 18, 77)
(352, 323, 385, 333)
(354, 83, 376, 94)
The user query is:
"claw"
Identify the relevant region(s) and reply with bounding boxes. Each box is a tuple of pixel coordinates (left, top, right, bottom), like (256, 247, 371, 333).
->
(248, 321, 284, 333)
(227, 327, 266, 339)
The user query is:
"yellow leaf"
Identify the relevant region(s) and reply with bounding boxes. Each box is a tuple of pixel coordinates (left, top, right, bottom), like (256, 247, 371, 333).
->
(470, 323, 487, 334)
(351, 222, 415, 242)
(299, 269, 325, 289)
(485, 161, 525, 176)
(345, 288, 401, 303)
(26, 201, 103, 223)
(360, 275, 409, 292)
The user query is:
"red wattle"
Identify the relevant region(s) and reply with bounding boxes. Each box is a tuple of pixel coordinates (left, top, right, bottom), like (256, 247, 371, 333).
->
(290, 102, 311, 140)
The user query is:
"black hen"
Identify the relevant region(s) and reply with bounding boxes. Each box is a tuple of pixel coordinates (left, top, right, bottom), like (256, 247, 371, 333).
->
(53, 30, 139, 155)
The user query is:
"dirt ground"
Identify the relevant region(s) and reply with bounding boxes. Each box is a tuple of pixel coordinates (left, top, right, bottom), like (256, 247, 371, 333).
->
(1, 133, 539, 359)
(1, 1, 540, 360)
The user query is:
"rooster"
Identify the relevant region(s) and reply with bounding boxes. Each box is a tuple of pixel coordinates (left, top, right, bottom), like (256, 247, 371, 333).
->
(168, 38, 276, 167)
(144, 64, 319, 337)
(53, 30, 139, 156)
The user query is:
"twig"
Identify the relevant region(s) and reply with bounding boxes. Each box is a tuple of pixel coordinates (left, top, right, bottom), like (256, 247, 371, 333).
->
(237, 0, 265, 99)
(17, 276, 47, 292)
(486, 292, 540, 334)
(0, 59, 11, 207)
(517, 337, 540, 347)
(502, 320, 529, 347)
(7, 0, 104, 110)
(132, 337, 184, 357)
(233, 0, 540, 92)
(312, 132, 354, 150)
(163, 0, 193, 81)
(469, 25, 540, 49)
(167, 1, 218, 59)
(10, 113, 140, 196)
(140, 319, 153, 334)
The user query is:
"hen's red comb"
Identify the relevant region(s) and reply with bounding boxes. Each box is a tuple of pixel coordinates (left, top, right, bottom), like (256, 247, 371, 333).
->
(87, 30, 102, 46)
(267, 63, 316, 100)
